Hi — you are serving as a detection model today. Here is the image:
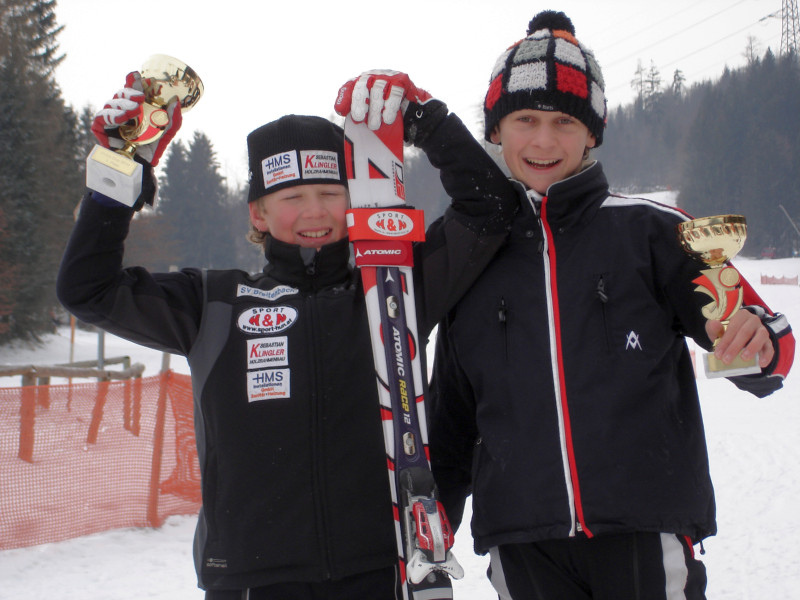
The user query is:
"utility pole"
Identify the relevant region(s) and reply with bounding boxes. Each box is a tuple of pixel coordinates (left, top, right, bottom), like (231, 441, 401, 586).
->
(781, 0, 800, 55)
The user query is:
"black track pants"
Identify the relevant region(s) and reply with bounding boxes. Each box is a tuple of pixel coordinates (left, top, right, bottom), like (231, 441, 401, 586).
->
(204, 564, 400, 600)
(488, 532, 707, 600)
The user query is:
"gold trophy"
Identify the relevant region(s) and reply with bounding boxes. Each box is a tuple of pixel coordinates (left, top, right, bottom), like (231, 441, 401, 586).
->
(677, 215, 760, 377)
(87, 54, 204, 206)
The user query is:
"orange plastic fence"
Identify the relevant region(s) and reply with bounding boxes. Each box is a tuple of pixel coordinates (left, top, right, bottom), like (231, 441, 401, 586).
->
(0, 371, 201, 551)
(760, 274, 799, 285)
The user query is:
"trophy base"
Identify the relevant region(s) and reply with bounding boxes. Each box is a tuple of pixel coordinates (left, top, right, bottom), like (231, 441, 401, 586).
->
(86, 145, 142, 207)
(703, 351, 761, 378)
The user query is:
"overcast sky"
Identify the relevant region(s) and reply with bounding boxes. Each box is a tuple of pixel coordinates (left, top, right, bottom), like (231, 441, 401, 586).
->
(54, 0, 783, 187)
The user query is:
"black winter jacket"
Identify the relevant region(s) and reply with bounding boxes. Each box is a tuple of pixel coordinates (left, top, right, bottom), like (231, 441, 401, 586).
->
(56, 113, 517, 590)
(429, 161, 794, 554)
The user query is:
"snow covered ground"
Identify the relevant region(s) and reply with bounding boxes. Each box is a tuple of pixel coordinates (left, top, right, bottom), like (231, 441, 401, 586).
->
(1, 207, 798, 598)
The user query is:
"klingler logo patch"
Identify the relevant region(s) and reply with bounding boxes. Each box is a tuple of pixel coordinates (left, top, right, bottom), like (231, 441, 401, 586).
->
(247, 336, 288, 369)
(238, 306, 298, 334)
(300, 150, 340, 180)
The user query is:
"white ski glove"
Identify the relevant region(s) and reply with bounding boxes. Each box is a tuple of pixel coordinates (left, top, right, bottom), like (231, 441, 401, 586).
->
(90, 71, 182, 167)
(335, 69, 433, 130)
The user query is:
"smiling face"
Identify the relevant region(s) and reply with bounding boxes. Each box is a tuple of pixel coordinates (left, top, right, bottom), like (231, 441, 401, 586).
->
(491, 109, 596, 195)
(248, 183, 349, 249)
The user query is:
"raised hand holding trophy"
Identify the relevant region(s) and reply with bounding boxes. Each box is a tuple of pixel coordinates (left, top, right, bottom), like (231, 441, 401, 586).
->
(677, 215, 761, 378)
(87, 54, 204, 207)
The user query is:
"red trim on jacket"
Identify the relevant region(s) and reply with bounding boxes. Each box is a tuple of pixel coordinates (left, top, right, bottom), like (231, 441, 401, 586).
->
(541, 195, 593, 538)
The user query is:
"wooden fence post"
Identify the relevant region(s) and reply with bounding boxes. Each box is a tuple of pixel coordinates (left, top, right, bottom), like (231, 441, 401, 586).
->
(18, 382, 36, 463)
(86, 381, 110, 445)
(147, 370, 170, 527)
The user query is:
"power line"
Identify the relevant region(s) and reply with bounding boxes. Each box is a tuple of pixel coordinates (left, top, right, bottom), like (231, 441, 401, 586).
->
(597, 0, 713, 54)
(659, 16, 774, 72)
(604, 0, 751, 68)
(680, 32, 782, 80)
(606, 12, 778, 99)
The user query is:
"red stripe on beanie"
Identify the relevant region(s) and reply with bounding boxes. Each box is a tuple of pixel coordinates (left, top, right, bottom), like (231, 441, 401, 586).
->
(485, 75, 504, 111)
(555, 63, 588, 99)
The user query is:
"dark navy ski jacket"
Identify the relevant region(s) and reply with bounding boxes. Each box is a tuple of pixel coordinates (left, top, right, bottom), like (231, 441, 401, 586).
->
(429, 161, 794, 554)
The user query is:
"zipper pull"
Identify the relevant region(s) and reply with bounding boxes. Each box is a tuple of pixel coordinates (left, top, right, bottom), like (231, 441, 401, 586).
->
(300, 247, 317, 276)
(596, 276, 608, 303)
(498, 297, 507, 323)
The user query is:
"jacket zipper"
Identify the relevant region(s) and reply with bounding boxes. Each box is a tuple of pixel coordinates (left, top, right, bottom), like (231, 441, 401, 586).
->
(539, 196, 591, 539)
(306, 290, 333, 579)
(597, 275, 611, 353)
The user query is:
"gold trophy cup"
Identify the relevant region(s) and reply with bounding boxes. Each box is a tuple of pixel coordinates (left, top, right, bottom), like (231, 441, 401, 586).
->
(86, 54, 204, 206)
(677, 215, 761, 377)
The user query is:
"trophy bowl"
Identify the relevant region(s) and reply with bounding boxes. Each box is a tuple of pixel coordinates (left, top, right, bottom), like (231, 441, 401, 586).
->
(140, 54, 204, 111)
(676, 214, 760, 377)
(677, 215, 747, 267)
(118, 54, 204, 146)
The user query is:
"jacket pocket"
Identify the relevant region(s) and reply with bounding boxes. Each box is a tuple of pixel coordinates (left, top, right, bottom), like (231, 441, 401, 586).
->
(497, 296, 509, 360)
(595, 273, 611, 353)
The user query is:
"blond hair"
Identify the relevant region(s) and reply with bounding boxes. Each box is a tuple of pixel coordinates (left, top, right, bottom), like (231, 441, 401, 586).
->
(247, 196, 269, 249)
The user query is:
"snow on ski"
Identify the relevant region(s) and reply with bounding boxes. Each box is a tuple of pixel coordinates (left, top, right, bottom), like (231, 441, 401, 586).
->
(344, 113, 463, 600)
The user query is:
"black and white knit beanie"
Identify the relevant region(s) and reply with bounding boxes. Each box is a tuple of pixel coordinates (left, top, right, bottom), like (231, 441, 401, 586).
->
(247, 115, 346, 202)
(483, 10, 607, 146)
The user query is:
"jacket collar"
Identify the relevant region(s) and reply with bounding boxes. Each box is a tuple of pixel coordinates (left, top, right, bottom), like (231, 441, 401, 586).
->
(513, 161, 610, 231)
(262, 235, 352, 291)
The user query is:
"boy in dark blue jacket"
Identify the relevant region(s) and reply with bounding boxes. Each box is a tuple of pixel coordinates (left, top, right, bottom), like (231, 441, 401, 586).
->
(422, 10, 792, 600)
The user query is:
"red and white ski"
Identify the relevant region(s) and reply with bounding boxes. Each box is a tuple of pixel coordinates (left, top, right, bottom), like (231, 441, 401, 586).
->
(344, 113, 463, 600)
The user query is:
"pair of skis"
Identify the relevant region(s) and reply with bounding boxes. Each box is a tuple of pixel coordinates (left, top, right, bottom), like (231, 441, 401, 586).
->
(344, 114, 463, 599)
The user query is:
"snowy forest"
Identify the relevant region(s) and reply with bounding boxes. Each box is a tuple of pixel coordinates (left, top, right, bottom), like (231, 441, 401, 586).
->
(2, 0, 800, 346)
(598, 51, 800, 261)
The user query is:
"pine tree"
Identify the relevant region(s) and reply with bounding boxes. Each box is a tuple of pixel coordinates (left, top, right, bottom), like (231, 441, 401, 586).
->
(0, 205, 21, 336)
(679, 49, 800, 256)
(155, 132, 236, 269)
(0, 0, 82, 343)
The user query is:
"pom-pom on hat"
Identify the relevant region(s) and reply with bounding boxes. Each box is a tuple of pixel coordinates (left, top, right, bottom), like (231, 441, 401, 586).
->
(484, 10, 607, 146)
(247, 115, 346, 202)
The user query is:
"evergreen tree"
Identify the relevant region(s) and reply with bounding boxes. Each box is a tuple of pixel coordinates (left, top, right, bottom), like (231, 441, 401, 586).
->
(643, 61, 663, 112)
(0, 0, 82, 343)
(680, 50, 800, 256)
(156, 132, 236, 269)
(630, 59, 646, 106)
(0, 205, 21, 336)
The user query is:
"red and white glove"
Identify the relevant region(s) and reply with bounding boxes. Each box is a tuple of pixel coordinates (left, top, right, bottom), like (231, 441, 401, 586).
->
(335, 69, 432, 130)
(90, 71, 182, 167)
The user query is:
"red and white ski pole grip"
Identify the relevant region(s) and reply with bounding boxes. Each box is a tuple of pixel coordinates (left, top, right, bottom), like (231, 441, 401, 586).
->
(347, 207, 425, 267)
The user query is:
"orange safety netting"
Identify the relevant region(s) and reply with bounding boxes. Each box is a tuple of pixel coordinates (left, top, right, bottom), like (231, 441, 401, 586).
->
(0, 371, 201, 551)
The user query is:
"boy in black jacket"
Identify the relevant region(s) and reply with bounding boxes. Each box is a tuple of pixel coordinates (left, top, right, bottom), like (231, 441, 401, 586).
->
(416, 10, 792, 600)
(57, 71, 516, 598)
